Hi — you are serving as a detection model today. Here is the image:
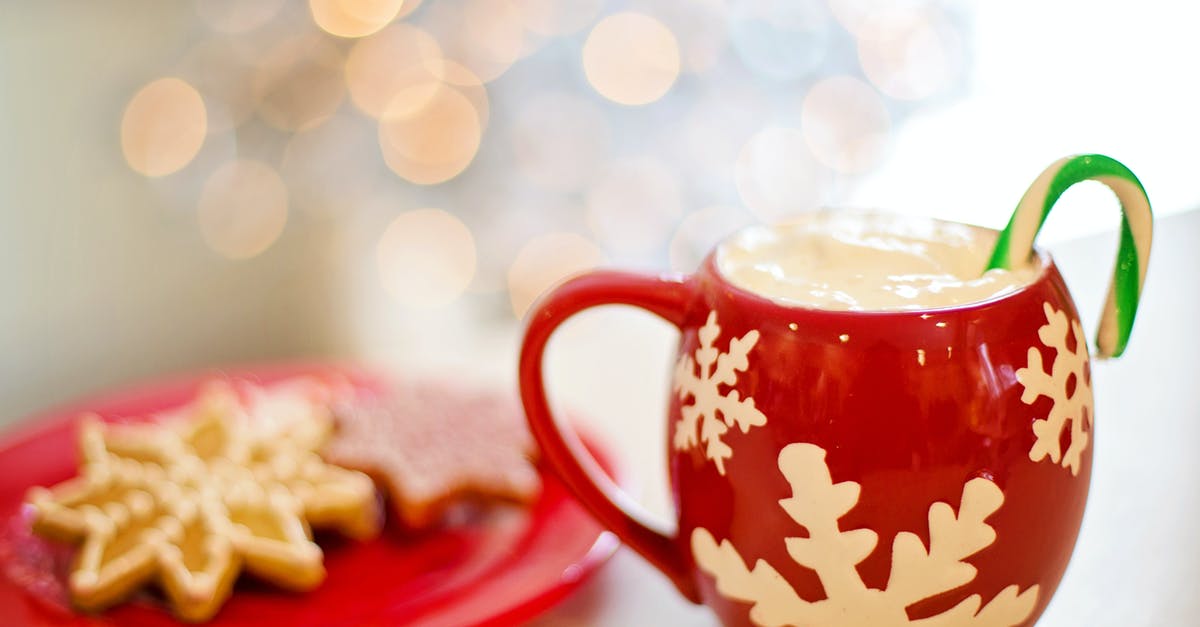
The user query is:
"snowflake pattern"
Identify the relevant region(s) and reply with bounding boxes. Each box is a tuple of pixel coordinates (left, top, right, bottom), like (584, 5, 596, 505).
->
(692, 443, 1040, 627)
(1016, 302, 1094, 475)
(672, 310, 767, 475)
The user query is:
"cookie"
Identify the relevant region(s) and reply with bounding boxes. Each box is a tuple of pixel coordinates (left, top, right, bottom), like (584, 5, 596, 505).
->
(25, 378, 381, 622)
(324, 382, 540, 530)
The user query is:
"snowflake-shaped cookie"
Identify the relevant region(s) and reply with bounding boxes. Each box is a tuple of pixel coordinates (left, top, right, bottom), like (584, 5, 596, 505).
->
(673, 310, 767, 475)
(1016, 302, 1094, 475)
(26, 381, 381, 622)
(692, 442, 1040, 626)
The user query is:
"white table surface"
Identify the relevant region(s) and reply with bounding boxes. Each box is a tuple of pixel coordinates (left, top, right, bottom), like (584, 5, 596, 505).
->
(527, 209, 1200, 627)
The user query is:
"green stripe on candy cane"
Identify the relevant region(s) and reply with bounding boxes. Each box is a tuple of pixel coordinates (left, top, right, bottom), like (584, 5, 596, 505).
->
(985, 154, 1153, 359)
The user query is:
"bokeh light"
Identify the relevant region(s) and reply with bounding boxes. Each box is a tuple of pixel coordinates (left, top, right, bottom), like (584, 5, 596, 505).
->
(507, 232, 605, 319)
(121, 77, 208, 178)
(195, 0, 286, 34)
(309, 0, 404, 39)
(728, 0, 830, 81)
(424, 0, 527, 83)
(99, 0, 976, 327)
(378, 82, 482, 185)
(734, 126, 822, 222)
(511, 0, 602, 36)
(346, 26, 492, 132)
(376, 209, 477, 309)
(858, 9, 963, 101)
(433, 60, 491, 130)
(344, 23, 443, 118)
(668, 206, 755, 273)
(801, 75, 891, 173)
(197, 159, 289, 259)
(586, 157, 682, 258)
(510, 90, 609, 192)
(583, 12, 681, 106)
(254, 34, 346, 132)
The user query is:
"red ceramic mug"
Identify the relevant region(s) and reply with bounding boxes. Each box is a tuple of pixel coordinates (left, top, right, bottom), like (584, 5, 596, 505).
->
(520, 221, 1096, 626)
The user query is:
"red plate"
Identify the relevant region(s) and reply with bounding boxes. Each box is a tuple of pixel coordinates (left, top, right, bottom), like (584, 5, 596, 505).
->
(0, 363, 618, 626)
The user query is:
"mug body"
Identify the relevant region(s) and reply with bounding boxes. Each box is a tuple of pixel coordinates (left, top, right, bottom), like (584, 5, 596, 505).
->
(671, 250, 1092, 626)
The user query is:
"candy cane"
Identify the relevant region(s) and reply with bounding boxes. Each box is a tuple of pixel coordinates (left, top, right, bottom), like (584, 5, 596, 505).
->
(985, 154, 1153, 358)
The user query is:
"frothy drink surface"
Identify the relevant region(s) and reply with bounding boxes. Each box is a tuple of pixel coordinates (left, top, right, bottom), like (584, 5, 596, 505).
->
(716, 211, 1041, 311)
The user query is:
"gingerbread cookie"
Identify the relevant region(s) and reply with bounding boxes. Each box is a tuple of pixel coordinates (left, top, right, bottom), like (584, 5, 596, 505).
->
(324, 382, 540, 530)
(25, 379, 381, 622)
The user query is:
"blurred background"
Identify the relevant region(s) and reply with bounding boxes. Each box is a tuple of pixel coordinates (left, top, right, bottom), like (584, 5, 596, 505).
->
(1, 0, 1196, 429)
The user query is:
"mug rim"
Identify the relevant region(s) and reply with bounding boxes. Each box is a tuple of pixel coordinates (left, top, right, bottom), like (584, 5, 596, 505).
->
(703, 217, 1055, 317)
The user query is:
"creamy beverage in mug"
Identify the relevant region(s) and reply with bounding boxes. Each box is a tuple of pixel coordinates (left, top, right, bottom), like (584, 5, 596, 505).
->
(521, 156, 1153, 627)
(717, 210, 1041, 311)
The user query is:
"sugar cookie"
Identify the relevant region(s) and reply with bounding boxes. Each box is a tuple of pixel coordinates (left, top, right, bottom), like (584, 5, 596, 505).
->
(26, 379, 381, 622)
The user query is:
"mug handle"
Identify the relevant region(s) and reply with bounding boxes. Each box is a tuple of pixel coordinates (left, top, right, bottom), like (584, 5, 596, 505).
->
(519, 270, 700, 603)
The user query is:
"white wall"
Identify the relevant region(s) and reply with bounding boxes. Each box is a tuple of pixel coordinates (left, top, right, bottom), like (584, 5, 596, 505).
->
(0, 4, 350, 423)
